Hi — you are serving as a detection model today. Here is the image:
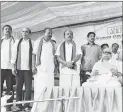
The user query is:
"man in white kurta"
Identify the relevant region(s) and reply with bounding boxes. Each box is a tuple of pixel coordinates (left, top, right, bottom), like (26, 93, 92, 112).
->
(32, 28, 56, 101)
(82, 48, 121, 87)
(55, 30, 81, 87)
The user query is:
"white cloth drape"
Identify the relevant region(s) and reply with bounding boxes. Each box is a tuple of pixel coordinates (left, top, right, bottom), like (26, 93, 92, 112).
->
(31, 87, 122, 112)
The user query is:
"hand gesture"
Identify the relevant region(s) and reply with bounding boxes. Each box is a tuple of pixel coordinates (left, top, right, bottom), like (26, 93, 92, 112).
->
(12, 68, 17, 76)
(110, 68, 117, 76)
(66, 62, 74, 68)
(92, 70, 99, 76)
(32, 67, 37, 75)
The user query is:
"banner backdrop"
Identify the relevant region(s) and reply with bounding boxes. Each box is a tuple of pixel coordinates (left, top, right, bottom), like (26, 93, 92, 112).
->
(52, 19, 122, 50)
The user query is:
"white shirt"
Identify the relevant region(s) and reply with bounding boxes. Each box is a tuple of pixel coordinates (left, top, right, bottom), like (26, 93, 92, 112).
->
(65, 43, 73, 62)
(92, 59, 117, 75)
(111, 52, 119, 63)
(55, 42, 82, 62)
(115, 60, 122, 73)
(11, 39, 34, 70)
(55, 42, 82, 72)
(33, 37, 55, 72)
(1, 36, 14, 69)
(90, 59, 118, 83)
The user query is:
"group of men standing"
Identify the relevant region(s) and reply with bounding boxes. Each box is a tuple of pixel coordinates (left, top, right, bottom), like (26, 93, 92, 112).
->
(1, 25, 122, 111)
(1, 25, 33, 111)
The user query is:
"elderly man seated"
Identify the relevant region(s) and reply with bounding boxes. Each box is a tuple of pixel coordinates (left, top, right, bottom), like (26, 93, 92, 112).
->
(82, 48, 121, 87)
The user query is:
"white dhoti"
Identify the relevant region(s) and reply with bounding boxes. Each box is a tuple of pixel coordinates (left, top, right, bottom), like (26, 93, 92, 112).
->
(32, 65, 54, 112)
(33, 40, 55, 100)
(60, 67, 80, 87)
(34, 65, 54, 100)
(32, 40, 55, 112)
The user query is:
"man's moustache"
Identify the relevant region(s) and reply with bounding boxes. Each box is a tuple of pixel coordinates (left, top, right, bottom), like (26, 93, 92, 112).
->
(68, 36, 72, 38)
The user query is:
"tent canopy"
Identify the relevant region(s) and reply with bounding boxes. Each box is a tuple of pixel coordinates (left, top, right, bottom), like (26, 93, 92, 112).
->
(1, 2, 122, 32)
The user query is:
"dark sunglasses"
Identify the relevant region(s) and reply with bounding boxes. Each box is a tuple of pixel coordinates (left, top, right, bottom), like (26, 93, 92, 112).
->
(103, 51, 111, 54)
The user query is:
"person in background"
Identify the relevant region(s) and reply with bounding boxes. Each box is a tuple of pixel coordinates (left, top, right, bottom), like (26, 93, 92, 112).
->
(111, 43, 119, 62)
(11, 28, 33, 111)
(101, 43, 109, 51)
(1, 25, 15, 111)
(115, 48, 122, 85)
(117, 41, 122, 62)
(55, 29, 81, 87)
(80, 32, 101, 85)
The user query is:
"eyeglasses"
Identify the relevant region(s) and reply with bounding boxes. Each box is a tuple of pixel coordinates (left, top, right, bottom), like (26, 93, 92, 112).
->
(103, 52, 111, 54)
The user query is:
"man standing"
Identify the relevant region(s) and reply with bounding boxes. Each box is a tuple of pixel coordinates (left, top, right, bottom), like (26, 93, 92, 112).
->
(31, 28, 56, 112)
(111, 43, 119, 62)
(55, 30, 81, 87)
(32, 27, 56, 99)
(1, 25, 15, 111)
(80, 32, 101, 85)
(11, 28, 33, 111)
